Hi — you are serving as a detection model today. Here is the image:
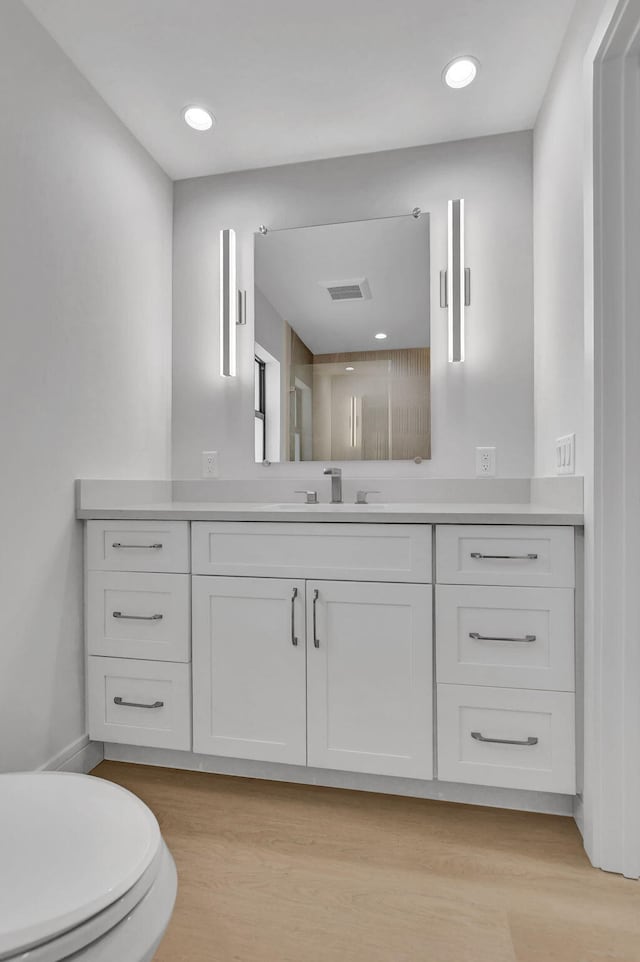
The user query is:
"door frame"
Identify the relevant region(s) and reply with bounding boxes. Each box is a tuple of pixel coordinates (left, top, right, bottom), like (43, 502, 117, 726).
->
(583, 0, 640, 877)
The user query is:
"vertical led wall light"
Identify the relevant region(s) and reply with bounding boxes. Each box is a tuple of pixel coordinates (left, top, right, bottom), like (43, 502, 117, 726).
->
(220, 228, 237, 377)
(440, 199, 470, 362)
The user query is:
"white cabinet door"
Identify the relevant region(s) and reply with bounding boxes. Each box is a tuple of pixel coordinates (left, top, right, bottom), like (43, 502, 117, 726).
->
(191, 522, 432, 583)
(436, 525, 575, 588)
(87, 571, 191, 662)
(88, 656, 191, 750)
(306, 581, 433, 779)
(87, 521, 190, 573)
(437, 684, 576, 794)
(192, 576, 306, 764)
(435, 585, 575, 691)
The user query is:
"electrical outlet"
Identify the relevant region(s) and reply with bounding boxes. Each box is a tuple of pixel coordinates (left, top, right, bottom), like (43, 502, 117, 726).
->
(555, 434, 575, 475)
(475, 446, 496, 477)
(201, 451, 219, 478)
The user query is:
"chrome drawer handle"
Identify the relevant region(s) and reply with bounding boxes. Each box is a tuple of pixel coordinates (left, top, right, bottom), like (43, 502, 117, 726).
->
(470, 552, 538, 560)
(113, 697, 164, 709)
(471, 731, 538, 747)
(469, 631, 536, 644)
(291, 587, 298, 646)
(112, 542, 163, 550)
(312, 589, 320, 648)
(113, 611, 163, 621)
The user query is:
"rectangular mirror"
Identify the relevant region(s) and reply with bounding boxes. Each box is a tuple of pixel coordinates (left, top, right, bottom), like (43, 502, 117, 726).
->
(254, 214, 431, 462)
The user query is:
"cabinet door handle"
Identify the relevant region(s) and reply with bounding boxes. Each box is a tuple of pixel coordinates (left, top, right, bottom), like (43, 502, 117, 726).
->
(112, 611, 164, 621)
(469, 631, 536, 644)
(113, 697, 164, 709)
(471, 731, 538, 747)
(291, 587, 298, 646)
(112, 542, 163, 550)
(312, 589, 320, 648)
(470, 552, 538, 561)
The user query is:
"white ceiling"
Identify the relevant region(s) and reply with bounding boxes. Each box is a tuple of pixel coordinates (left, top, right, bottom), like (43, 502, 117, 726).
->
(255, 215, 430, 355)
(23, 0, 576, 180)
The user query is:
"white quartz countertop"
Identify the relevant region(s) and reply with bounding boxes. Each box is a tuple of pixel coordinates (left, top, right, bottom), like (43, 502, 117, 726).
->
(76, 500, 584, 525)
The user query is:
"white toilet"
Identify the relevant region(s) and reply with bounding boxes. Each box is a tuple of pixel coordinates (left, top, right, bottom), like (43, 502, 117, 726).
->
(0, 771, 177, 961)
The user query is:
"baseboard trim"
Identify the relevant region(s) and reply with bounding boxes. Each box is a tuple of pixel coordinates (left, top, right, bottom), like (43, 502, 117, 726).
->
(104, 744, 574, 817)
(40, 735, 104, 774)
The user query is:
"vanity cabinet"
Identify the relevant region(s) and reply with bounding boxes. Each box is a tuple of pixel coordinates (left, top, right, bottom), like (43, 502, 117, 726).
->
(191, 525, 434, 780)
(84, 516, 578, 807)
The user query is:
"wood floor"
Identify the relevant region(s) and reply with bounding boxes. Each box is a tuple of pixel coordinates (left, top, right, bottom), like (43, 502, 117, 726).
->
(93, 761, 640, 962)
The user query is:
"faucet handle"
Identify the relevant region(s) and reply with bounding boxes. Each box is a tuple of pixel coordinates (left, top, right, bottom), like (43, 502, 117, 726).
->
(355, 490, 380, 505)
(294, 490, 319, 504)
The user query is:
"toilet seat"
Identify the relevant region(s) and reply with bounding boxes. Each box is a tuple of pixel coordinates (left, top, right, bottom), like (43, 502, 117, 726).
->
(0, 772, 163, 961)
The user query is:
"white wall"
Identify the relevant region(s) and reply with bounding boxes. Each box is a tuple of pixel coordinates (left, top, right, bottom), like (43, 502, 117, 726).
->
(533, 0, 609, 477)
(172, 132, 534, 480)
(0, 0, 173, 772)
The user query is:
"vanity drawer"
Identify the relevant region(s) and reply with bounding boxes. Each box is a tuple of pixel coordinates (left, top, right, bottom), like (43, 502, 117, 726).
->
(86, 521, 190, 573)
(436, 585, 574, 691)
(88, 656, 191, 750)
(87, 572, 191, 662)
(436, 525, 575, 587)
(191, 522, 432, 583)
(437, 684, 575, 794)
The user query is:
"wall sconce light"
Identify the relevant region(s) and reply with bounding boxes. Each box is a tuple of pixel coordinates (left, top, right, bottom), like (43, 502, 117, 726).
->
(220, 229, 247, 377)
(440, 199, 470, 362)
(220, 228, 237, 377)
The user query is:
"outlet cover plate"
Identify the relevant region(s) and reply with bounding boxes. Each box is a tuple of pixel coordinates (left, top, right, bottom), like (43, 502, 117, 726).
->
(475, 446, 496, 477)
(555, 434, 575, 475)
(202, 451, 219, 478)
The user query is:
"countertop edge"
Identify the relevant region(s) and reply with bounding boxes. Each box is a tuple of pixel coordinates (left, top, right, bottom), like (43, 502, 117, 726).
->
(77, 506, 585, 525)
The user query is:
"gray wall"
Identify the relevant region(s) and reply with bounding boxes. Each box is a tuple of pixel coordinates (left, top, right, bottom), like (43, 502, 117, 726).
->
(533, 0, 608, 477)
(172, 131, 534, 480)
(0, 1, 173, 771)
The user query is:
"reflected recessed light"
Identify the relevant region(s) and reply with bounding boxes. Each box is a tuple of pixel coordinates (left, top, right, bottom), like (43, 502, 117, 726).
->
(345, 366, 355, 371)
(183, 105, 215, 131)
(443, 57, 479, 89)
(374, 332, 387, 340)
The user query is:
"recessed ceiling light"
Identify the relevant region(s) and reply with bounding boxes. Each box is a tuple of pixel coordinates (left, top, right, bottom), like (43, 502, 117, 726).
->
(345, 366, 355, 371)
(183, 105, 214, 131)
(443, 57, 479, 89)
(374, 332, 387, 340)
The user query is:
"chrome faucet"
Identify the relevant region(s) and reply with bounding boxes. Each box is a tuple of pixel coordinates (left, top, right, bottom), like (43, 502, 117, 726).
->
(323, 467, 343, 504)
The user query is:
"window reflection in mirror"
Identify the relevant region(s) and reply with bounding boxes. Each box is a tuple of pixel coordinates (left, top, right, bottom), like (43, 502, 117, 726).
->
(254, 214, 430, 462)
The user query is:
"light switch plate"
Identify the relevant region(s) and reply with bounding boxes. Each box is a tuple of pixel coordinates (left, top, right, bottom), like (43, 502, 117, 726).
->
(202, 451, 219, 478)
(475, 446, 496, 477)
(555, 434, 575, 475)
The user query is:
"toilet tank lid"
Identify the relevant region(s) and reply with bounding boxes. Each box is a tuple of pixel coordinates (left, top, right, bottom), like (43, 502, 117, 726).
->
(0, 772, 161, 958)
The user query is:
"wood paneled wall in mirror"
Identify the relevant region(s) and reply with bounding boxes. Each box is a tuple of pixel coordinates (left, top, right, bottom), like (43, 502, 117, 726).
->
(254, 213, 431, 462)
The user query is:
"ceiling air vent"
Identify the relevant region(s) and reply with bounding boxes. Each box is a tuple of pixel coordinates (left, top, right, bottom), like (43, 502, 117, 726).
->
(320, 277, 372, 302)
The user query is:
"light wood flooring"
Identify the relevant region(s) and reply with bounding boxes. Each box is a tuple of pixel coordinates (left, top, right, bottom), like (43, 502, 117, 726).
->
(93, 761, 640, 962)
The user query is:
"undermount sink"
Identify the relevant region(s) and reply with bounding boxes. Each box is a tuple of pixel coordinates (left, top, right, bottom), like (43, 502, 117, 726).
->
(271, 502, 388, 511)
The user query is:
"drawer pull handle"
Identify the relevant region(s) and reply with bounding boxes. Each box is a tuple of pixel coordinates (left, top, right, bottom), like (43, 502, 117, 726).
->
(112, 542, 163, 550)
(313, 589, 320, 648)
(113, 611, 163, 621)
(291, 587, 298, 646)
(471, 731, 538, 747)
(469, 631, 536, 644)
(113, 697, 164, 709)
(470, 552, 538, 561)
